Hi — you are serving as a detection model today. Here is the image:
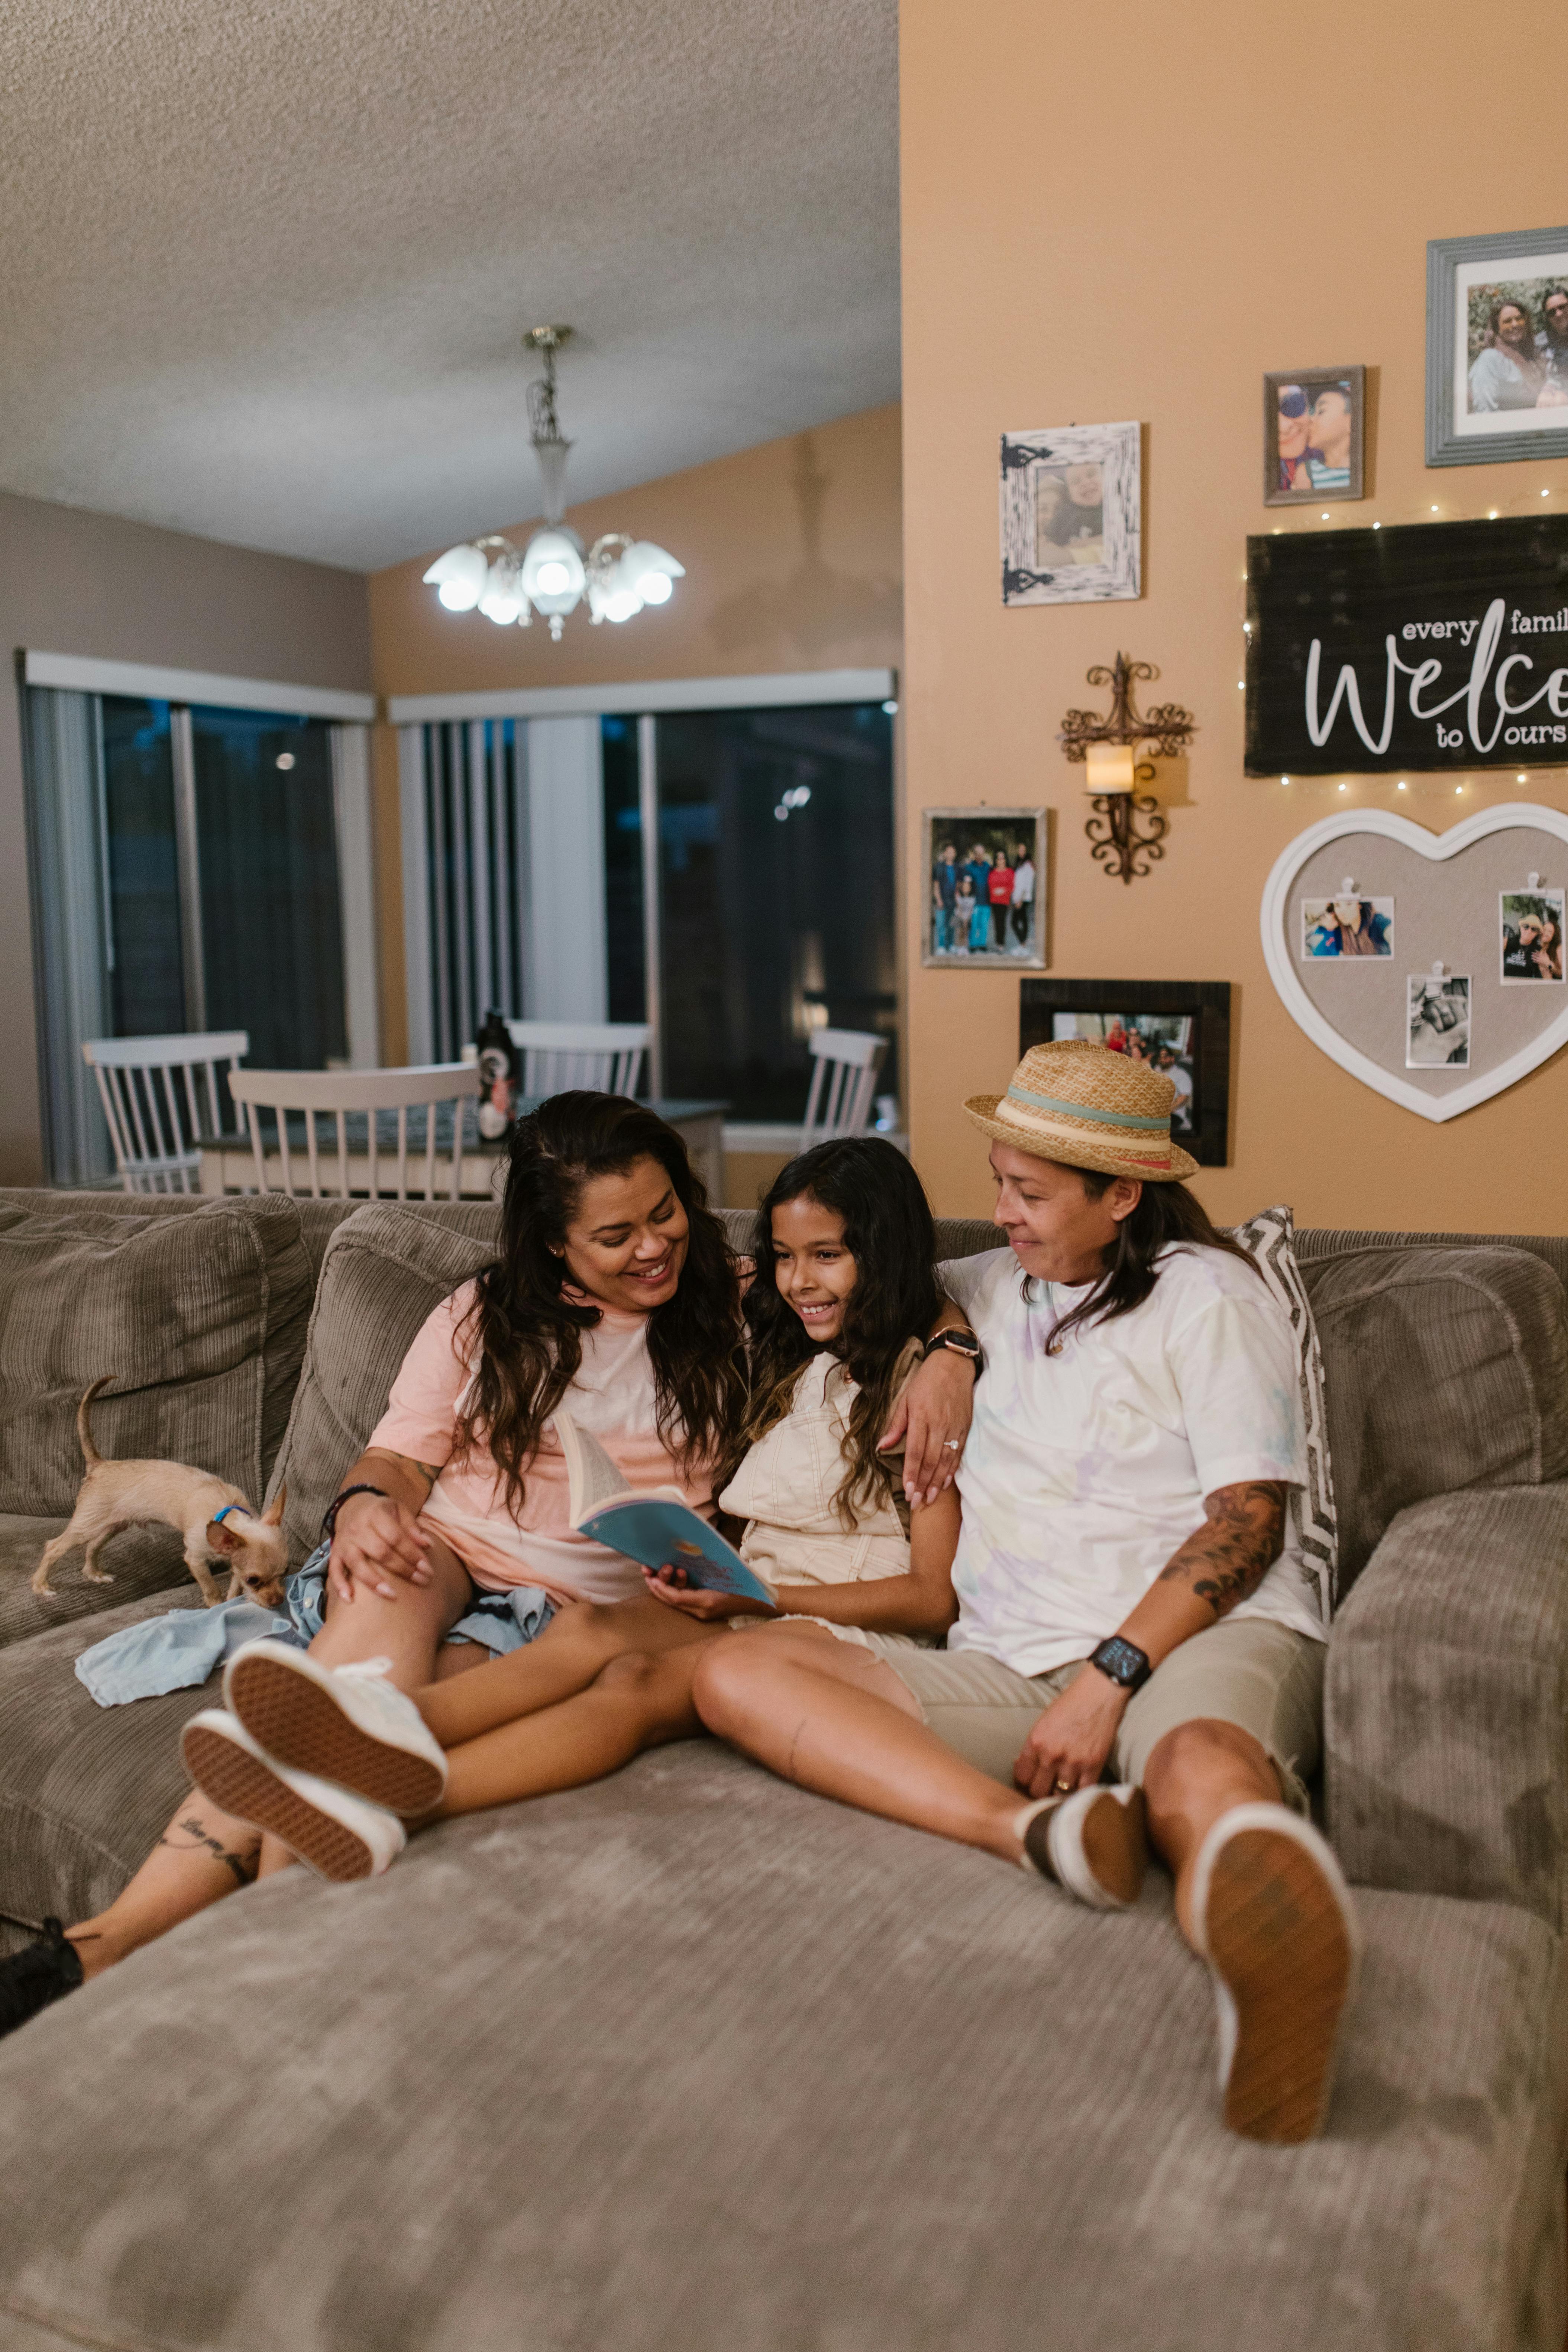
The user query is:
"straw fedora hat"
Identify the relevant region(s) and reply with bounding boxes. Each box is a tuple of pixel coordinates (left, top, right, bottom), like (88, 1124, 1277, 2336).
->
(964, 1039, 1199, 1183)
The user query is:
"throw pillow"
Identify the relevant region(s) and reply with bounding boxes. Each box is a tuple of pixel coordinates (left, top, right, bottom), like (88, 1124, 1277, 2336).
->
(1226, 1204, 1339, 1624)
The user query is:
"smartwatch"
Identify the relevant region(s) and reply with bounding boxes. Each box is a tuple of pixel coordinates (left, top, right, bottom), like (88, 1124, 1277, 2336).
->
(923, 1326, 986, 1376)
(1089, 1635, 1153, 1693)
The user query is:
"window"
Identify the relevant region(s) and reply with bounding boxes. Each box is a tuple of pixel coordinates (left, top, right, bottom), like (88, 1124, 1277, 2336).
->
(24, 685, 368, 1184)
(653, 705, 895, 1119)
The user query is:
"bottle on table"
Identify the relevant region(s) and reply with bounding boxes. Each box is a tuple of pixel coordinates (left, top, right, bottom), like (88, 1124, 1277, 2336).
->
(475, 1008, 519, 1141)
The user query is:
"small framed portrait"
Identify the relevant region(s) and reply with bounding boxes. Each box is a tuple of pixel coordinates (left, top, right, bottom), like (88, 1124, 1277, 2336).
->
(999, 421, 1140, 605)
(1300, 894, 1394, 959)
(1426, 227, 1568, 467)
(923, 808, 1047, 969)
(1500, 889, 1565, 983)
(1406, 973, 1471, 1069)
(1264, 367, 1366, 506)
(1019, 978, 1232, 1164)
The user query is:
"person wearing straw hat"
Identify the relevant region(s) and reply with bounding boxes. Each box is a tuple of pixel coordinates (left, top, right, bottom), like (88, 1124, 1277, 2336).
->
(694, 1040, 1357, 2145)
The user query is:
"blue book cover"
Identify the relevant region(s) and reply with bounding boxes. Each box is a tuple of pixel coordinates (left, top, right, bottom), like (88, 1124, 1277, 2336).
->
(555, 1408, 775, 1606)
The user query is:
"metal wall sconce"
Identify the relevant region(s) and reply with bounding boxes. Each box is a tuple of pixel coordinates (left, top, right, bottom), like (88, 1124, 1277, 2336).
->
(1058, 653, 1197, 885)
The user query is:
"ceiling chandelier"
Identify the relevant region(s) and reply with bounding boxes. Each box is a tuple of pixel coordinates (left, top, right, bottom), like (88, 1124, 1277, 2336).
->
(423, 326, 684, 642)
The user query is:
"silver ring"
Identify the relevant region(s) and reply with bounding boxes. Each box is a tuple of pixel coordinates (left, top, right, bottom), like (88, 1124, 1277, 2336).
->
(1054, 1779, 1073, 1794)
(942, 1438, 961, 1450)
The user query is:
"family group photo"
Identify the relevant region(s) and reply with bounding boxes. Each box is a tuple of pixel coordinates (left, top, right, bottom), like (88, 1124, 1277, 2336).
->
(923, 809, 1044, 966)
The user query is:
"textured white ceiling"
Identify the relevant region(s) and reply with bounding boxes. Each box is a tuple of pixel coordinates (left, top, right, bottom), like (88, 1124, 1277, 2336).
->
(0, 0, 899, 570)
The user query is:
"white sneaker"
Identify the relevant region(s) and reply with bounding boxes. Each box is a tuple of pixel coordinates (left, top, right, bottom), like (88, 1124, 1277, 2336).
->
(181, 1710, 406, 1882)
(223, 1638, 448, 1816)
(1189, 1802, 1362, 2143)
(1018, 1784, 1148, 1910)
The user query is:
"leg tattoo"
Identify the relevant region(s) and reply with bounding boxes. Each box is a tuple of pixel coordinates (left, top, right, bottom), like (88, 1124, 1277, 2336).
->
(159, 1815, 260, 1889)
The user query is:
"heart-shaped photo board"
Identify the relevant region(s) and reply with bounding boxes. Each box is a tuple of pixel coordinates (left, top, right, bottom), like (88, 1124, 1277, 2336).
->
(1260, 802, 1568, 1121)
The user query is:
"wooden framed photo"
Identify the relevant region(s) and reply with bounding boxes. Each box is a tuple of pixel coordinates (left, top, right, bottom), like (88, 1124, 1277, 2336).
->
(1426, 226, 1568, 468)
(924, 808, 1046, 970)
(1019, 978, 1232, 1164)
(999, 421, 1140, 605)
(1263, 366, 1365, 505)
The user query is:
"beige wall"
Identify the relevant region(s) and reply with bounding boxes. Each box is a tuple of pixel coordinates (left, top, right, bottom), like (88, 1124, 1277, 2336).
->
(899, 0, 1568, 1232)
(367, 404, 903, 1061)
(0, 491, 371, 1183)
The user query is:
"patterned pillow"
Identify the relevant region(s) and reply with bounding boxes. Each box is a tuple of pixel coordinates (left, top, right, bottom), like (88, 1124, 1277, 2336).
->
(1225, 1204, 1339, 1624)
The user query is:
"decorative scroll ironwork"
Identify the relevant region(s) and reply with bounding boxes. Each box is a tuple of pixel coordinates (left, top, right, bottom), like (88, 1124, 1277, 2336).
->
(1058, 652, 1196, 886)
(1084, 784, 1168, 886)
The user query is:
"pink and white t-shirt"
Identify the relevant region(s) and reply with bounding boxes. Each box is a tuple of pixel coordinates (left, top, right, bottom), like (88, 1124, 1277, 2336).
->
(367, 1282, 717, 1605)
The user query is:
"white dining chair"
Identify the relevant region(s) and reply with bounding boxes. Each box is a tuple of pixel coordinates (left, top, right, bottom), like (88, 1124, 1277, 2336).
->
(800, 1028, 888, 1148)
(504, 1021, 651, 1099)
(226, 1066, 475, 1201)
(81, 1031, 250, 1194)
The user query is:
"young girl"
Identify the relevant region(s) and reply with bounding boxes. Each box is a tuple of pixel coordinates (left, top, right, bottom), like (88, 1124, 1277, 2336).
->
(168, 1136, 962, 1879)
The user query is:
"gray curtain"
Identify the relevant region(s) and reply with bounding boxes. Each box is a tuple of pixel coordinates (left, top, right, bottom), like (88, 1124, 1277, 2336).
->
(21, 686, 114, 1185)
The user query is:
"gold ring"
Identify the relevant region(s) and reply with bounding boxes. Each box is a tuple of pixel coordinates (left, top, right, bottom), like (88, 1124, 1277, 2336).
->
(1054, 1778, 1073, 1794)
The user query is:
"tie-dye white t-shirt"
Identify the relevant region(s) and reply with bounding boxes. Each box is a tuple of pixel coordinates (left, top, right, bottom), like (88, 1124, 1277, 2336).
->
(938, 1244, 1324, 1677)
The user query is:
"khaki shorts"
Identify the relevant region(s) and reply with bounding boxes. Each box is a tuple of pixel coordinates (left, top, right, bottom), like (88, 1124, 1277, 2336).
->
(853, 1617, 1326, 1815)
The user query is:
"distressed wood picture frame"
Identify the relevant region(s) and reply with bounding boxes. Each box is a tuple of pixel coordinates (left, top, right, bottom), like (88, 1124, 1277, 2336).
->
(999, 421, 1141, 606)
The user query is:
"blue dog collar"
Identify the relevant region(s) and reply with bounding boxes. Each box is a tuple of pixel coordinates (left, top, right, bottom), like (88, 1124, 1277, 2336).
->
(211, 1505, 252, 1526)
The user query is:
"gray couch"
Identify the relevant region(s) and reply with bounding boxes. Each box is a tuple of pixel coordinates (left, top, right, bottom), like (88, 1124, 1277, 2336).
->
(0, 1190, 1564, 2352)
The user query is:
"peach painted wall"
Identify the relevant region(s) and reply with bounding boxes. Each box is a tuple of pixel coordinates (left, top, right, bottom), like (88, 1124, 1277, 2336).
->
(898, 0, 1568, 1231)
(367, 403, 903, 1059)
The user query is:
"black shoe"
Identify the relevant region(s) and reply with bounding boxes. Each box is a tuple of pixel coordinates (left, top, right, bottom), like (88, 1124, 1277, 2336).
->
(0, 1919, 85, 2040)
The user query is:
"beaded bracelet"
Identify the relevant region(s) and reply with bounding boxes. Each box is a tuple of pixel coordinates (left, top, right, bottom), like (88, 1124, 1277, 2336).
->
(321, 1484, 389, 1542)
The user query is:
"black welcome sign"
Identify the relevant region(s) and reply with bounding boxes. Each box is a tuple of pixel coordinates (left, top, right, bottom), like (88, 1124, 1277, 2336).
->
(1245, 515, 1568, 775)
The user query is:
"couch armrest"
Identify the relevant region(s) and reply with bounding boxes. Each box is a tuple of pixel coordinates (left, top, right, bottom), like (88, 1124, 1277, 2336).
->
(1326, 1483, 1568, 1931)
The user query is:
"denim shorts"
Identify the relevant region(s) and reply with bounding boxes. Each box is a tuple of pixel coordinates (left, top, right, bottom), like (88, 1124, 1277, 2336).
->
(286, 1540, 556, 1657)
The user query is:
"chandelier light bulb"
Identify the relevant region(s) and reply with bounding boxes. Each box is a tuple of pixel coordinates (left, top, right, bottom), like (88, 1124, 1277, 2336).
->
(620, 540, 684, 603)
(536, 561, 572, 595)
(478, 554, 524, 625)
(521, 526, 586, 617)
(423, 542, 489, 612)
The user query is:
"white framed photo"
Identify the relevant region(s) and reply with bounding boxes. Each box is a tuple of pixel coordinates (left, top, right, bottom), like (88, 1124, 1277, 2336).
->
(924, 808, 1046, 970)
(1300, 894, 1394, 960)
(1406, 973, 1471, 1069)
(999, 421, 1140, 605)
(1500, 889, 1565, 983)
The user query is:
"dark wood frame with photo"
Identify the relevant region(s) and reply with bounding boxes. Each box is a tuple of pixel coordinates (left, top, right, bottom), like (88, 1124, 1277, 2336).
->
(1019, 978, 1232, 1167)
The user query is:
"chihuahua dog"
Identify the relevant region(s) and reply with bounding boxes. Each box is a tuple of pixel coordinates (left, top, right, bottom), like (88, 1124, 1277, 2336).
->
(32, 1377, 289, 1608)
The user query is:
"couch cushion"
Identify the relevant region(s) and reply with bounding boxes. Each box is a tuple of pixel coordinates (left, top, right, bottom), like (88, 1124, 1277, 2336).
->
(0, 1595, 218, 1951)
(0, 1517, 191, 1655)
(1298, 1224, 1568, 1298)
(0, 1194, 314, 1524)
(268, 1202, 505, 1561)
(0, 1735, 1561, 2352)
(1304, 1245, 1568, 1587)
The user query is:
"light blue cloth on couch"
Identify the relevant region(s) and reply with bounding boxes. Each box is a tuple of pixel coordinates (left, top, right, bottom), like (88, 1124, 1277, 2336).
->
(75, 1540, 557, 1707)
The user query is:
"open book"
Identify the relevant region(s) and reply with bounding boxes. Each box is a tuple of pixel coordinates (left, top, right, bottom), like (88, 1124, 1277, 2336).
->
(554, 1409, 775, 1606)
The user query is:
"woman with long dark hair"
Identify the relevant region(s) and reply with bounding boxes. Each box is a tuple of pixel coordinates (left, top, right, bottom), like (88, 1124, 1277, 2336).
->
(159, 1136, 963, 1880)
(2, 1095, 749, 2023)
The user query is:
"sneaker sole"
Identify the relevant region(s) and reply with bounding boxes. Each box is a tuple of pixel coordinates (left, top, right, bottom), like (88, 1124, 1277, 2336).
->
(1078, 1787, 1148, 1907)
(182, 1722, 379, 1883)
(1205, 1826, 1355, 2143)
(226, 1652, 444, 1816)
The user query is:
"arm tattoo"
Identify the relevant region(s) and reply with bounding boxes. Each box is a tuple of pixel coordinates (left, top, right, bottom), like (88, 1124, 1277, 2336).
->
(1157, 1481, 1287, 1619)
(160, 1815, 260, 1889)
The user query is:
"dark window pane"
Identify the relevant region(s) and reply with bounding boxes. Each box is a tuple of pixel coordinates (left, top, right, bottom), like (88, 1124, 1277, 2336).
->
(601, 715, 644, 1025)
(656, 705, 895, 1120)
(101, 696, 185, 1036)
(191, 709, 346, 1068)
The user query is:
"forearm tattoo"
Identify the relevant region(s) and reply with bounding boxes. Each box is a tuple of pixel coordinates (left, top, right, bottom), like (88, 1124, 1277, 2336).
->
(1158, 1481, 1287, 1619)
(160, 1815, 259, 1889)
